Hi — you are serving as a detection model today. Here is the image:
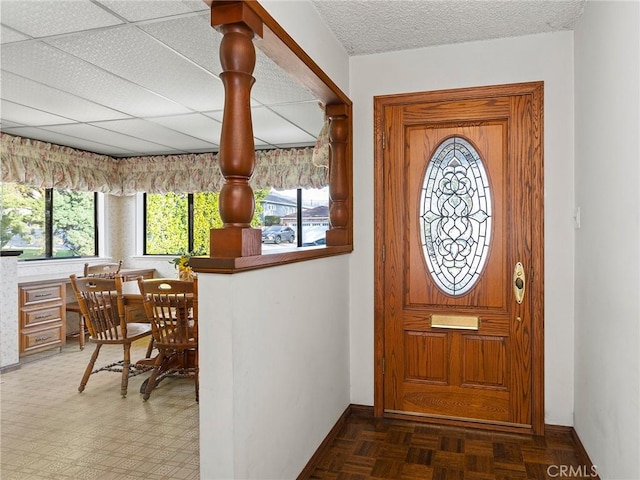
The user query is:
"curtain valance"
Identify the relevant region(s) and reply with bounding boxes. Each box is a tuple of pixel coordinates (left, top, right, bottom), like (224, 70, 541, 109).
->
(1, 133, 328, 195)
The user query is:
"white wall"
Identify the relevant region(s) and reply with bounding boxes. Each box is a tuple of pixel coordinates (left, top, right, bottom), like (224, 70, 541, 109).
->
(0, 254, 20, 368)
(199, 258, 350, 478)
(349, 32, 576, 425)
(574, 1, 640, 479)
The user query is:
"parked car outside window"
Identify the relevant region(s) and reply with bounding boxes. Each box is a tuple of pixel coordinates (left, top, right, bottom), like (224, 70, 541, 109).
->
(261, 225, 295, 244)
(302, 237, 326, 247)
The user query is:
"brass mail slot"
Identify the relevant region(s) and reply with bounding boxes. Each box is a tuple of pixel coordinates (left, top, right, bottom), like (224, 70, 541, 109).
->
(431, 314, 479, 330)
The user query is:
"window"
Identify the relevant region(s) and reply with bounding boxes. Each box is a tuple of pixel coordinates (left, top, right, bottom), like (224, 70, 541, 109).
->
(144, 188, 328, 255)
(144, 190, 268, 256)
(420, 136, 492, 295)
(0, 182, 98, 260)
(266, 187, 329, 248)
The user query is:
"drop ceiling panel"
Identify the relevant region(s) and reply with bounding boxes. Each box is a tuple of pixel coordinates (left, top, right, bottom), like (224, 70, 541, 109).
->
(1, 71, 130, 123)
(0, 25, 30, 44)
(1, 100, 76, 126)
(98, 0, 207, 23)
(90, 118, 217, 151)
(147, 113, 222, 146)
(0, 0, 123, 38)
(269, 102, 326, 138)
(41, 123, 180, 156)
(2, 126, 134, 156)
(252, 51, 317, 106)
(139, 14, 223, 75)
(47, 26, 225, 111)
(0, 120, 23, 129)
(1, 42, 191, 118)
(250, 107, 317, 147)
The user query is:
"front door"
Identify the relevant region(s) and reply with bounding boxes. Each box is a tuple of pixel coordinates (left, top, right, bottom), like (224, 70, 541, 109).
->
(374, 82, 544, 434)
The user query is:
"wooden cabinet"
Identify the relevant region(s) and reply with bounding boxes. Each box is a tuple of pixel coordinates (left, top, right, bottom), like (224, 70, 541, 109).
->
(19, 268, 155, 355)
(19, 281, 66, 356)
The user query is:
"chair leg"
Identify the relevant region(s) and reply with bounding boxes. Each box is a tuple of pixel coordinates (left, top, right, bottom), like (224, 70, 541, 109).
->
(143, 351, 165, 401)
(79, 343, 101, 392)
(79, 315, 85, 350)
(145, 337, 155, 358)
(121, 343, 132, 398)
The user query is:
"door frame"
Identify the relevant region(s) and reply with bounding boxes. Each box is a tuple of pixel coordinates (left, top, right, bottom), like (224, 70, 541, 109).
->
(373, 82, 545, 434)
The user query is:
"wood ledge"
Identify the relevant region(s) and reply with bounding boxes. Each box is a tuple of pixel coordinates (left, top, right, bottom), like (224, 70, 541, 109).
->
(189, 245, 352, 274)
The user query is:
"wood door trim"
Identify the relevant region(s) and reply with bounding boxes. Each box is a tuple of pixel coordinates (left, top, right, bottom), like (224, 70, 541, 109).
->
(373, 82, 544, 434)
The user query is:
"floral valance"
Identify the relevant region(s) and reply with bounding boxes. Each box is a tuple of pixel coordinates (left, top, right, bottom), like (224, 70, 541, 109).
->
(1, 133, 328, 196)
(1, 134, 120, 193)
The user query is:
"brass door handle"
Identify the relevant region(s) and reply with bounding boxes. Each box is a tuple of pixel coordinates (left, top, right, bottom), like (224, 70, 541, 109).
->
(513, 262, 525, 304)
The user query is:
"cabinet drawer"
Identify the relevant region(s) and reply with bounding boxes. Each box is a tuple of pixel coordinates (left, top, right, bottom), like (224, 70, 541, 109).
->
(22, 305, 63, 328)
(21, 325, 64, 354)
(20, 284, 64, 306)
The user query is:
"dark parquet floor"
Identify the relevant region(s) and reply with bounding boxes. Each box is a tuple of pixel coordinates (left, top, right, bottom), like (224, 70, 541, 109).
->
(306, 409, 597, 480)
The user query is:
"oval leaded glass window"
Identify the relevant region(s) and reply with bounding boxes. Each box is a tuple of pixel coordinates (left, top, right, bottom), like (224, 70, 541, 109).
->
(420, 136, 492, 296)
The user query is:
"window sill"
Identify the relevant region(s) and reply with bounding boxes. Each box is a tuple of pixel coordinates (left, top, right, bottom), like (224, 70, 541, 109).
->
(189, 245, 352, 274)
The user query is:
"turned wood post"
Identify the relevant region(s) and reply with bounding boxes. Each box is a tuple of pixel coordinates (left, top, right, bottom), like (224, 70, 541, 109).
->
(209, 2, 263, 257)
(325, 104, 350, 246)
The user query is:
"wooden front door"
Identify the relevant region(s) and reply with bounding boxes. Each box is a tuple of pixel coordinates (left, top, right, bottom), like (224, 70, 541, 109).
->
(374, 82, 544, 434)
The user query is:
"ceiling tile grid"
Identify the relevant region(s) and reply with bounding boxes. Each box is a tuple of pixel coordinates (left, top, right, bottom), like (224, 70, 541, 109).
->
(147, 113, 222, 147)
(89, 118, 217, 151)
(2, 125, 136, 157)
(41, 122, 188, 156)
(1, 41, 192, 118)
(0, 0, 123, 38)
(0, 0, 322, 157)
(0, 100, 77, 127)
(1, 70, 131, 123)
(97, 0, 208, 23)
(46, 26, 227, 112)
(139, 14, 224, 76)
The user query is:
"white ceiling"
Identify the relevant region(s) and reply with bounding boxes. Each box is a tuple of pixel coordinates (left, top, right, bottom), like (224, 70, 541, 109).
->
(0, 0, 585, 158)
(311, 0, 585, 56)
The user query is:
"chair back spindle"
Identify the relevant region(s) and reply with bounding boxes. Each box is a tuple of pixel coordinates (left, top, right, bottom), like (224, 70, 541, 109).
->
(84, 260, 123, 278)
(70, 275, 127, 340)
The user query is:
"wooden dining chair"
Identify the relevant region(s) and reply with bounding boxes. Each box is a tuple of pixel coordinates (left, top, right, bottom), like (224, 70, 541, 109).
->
(84, 260, 123, 278)
(137, 277, 198, 402)
(69, 274, 152, 397)
(67, 260, 123, 350)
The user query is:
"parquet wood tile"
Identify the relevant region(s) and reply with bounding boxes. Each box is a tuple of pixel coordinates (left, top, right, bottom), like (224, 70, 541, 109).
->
(304, 409, 599, 480)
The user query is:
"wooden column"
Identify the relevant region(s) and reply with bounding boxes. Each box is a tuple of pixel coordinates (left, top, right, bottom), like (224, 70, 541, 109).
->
(325, 104, 350, 246)
(209, 1, 263, 257)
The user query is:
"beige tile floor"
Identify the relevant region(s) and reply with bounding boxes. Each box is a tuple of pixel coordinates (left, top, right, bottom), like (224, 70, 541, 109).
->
(0, 338, 199, 480)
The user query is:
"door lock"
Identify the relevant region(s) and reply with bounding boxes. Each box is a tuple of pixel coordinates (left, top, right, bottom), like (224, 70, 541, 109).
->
(513, 262, 525, 304)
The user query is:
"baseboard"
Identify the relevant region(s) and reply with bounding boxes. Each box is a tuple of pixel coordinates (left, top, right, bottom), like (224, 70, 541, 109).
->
(0, 362, 21, 374)
(545, 424, 600, 480)
(296, 404, 365, 480)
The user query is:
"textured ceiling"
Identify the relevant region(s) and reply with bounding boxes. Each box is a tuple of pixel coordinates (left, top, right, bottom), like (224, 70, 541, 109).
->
(0, 0, 585, 158)
(310, 0, 586, 56)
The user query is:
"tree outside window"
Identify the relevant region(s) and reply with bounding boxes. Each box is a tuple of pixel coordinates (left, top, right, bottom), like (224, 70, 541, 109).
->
(1, 182, 97, 259)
